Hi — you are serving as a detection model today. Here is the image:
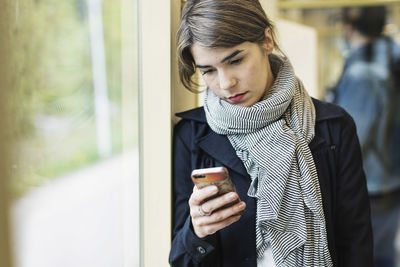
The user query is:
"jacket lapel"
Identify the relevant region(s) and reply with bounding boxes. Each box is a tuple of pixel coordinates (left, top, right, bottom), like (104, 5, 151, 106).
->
(197, 131, 249, 177)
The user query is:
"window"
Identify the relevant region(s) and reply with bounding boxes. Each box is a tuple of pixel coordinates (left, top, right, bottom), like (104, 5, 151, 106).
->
(7, 0, 140, 266)
(2, 0, 175, 266)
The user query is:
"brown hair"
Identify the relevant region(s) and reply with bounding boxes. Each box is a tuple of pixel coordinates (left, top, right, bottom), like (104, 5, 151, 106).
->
(342, 6, 386, 38)
(177, 0, 280, 92)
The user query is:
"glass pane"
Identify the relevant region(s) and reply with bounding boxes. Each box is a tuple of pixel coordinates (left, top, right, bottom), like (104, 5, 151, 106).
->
(8, 0, 139, 266)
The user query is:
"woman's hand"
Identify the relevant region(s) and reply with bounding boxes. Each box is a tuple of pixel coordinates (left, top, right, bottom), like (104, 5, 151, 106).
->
(189, 185, 246, 238)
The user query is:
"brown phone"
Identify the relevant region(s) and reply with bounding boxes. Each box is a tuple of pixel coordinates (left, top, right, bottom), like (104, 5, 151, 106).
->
(191, 167, 240, 208)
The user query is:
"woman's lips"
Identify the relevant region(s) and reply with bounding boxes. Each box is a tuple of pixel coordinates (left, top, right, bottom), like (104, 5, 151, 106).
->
(228, 92, 247, 103)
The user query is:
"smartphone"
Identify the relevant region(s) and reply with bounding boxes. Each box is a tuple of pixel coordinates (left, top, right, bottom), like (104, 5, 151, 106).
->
(191, 167, 240, 207)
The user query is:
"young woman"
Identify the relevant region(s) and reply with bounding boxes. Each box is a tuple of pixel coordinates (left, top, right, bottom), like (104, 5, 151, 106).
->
(169, 1, 373, 266)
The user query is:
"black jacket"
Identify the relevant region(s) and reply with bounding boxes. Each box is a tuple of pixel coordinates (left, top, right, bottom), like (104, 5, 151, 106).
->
(169, 99, 373, 267)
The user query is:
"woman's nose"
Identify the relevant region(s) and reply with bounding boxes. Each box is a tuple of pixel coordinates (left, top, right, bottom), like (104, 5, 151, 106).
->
(218, 70, 236, 90)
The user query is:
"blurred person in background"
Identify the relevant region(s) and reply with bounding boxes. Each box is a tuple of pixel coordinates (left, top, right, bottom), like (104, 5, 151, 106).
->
(334, 6, 400, 267)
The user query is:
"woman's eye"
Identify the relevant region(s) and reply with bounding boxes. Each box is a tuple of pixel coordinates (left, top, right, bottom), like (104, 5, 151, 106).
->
(201, 69, 214, 75)
(230, 58, 242, 65)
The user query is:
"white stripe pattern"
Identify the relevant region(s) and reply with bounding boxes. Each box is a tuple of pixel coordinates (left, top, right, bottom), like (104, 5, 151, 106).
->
(204, 55, 333, 267)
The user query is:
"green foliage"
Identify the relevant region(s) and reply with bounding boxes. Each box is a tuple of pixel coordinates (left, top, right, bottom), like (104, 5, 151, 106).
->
(9, 0, 125, 197)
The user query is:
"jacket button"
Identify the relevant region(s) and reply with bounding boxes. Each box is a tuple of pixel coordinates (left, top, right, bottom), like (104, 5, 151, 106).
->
(197, 246, 206, 254)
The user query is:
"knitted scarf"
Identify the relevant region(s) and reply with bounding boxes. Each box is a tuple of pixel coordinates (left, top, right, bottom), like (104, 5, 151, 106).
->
(204, 55, 333, 267)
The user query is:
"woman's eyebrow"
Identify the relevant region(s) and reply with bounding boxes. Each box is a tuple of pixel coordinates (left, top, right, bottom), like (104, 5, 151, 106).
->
(196, 64, 211, 69)
(195, 49, 244, 69)
(221, 50, 243, 63)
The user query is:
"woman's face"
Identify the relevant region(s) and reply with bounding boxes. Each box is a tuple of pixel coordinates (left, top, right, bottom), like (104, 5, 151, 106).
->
(190, 29, 275, 107)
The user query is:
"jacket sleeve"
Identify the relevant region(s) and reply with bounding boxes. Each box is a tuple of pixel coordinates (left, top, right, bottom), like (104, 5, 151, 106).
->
(334, 113, 374, 267)
(169, 121, 219, 267)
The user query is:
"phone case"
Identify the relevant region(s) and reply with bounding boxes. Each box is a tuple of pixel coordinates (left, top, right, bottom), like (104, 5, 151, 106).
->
(191, 167, 240, 206)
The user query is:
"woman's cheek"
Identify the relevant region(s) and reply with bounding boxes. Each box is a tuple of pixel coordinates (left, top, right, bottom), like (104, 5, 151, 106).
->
(209, 78, 221, 95)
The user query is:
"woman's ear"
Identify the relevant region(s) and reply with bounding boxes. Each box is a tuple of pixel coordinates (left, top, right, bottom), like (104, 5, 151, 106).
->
(262, 27, 274, 54)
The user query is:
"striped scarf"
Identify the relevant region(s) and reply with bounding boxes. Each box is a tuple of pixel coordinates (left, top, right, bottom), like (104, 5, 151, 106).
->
(204, 55, 333, 267)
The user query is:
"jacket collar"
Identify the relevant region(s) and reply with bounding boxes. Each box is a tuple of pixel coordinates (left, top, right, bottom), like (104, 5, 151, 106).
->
(176, 108, 248, 176)
(197, 130, 249, 176)
(175, 98, 343, 177)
